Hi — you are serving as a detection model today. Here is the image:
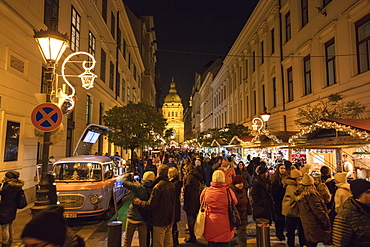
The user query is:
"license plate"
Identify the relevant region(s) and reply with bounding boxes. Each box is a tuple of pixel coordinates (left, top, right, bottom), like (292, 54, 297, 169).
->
(64, 212, 77, 218)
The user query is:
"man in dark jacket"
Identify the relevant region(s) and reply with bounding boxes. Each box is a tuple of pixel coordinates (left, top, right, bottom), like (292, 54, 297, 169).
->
(332, 179, 370, 247)
(0, 171, 24, 247)
(134, 165, 175, 247)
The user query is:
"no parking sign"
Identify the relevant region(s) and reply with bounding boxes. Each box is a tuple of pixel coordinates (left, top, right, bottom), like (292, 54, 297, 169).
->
(31, 103, 63, 132)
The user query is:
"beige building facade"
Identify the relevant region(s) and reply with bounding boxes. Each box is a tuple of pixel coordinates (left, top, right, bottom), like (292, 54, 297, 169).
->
(195, 0, 370, 137)
(0, 0, 154, 198)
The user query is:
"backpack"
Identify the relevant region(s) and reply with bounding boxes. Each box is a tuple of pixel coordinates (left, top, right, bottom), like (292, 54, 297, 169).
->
(17, 188, 27, 209)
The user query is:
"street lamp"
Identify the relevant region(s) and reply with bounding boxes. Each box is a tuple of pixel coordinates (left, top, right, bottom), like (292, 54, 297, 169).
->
(32, 23, 69, 213)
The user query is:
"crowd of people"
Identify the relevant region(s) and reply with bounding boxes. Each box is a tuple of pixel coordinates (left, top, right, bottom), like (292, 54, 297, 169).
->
(1, 149, 370, 247)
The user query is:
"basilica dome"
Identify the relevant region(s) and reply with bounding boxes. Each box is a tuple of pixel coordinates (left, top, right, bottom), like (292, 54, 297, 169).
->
(164, 80, 182, 103)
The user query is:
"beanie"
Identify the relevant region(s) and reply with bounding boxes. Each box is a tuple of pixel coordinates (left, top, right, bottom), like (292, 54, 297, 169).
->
(302, 174, 314, 185)
(21, 205, 67, 245)
(350, 179, 370, 199)
(290, 168, 302, 178)
(257, 166, 267, 175)
(143, 171, 155, 181)
(232, 175, 245, 185)
(212, 170, 225, 183)
(5, 171, 20, 179)
(300, 164, 311, 175)
(334, 172, 348, 184)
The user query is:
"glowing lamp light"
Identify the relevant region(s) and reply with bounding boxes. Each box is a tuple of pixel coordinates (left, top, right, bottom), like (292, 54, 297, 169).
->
(34, 29, 68, 65)
(79, 70, 98, 89)
(260, 110, 271, 122)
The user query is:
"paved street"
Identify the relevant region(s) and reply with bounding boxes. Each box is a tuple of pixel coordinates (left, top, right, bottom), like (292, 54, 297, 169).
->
(12, 194, 332, 247)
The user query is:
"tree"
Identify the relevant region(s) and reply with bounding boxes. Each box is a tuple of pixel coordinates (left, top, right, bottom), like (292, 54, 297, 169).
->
(103, 102, 167, 163)
(219, 123, 251, 143)
(294, 93, 367, 127)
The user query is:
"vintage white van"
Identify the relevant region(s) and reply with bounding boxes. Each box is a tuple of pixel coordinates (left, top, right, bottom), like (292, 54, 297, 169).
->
(52, 124, 126, 219)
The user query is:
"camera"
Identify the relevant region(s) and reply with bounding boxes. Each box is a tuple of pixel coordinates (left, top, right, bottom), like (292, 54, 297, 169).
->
(134, 175, 140, 180)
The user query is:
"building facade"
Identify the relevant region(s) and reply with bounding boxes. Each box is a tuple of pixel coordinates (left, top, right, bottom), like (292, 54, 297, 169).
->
(162, 79, 184, 144)
(193, 0, 370, 140)
(0, 0, 154, 199)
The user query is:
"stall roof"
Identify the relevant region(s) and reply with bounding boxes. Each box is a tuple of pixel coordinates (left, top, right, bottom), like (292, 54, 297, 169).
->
(242, 131, 298, 148)
(210, 139, 225, 148)
(229, 135, 254, 145)
(324, 119, 370, 132)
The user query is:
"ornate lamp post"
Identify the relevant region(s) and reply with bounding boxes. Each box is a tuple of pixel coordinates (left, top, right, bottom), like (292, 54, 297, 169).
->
(32, 23, 68, 213)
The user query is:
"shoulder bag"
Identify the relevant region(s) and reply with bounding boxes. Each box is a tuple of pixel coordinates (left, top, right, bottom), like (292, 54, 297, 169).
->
(17, 188, 27, 209)
(194, 188, 207, 238)
(227, 188, 242, 227)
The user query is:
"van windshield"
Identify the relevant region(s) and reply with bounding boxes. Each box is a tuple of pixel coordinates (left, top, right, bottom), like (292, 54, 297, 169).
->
(53, 162, 102, 182)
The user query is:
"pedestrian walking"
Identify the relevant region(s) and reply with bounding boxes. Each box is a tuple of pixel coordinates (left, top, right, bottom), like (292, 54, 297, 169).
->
(21, 205, 85, 247)
(333, 172, 352, 213)
(251, 165, 274, 223)
(168, 167, 182, 247)
(230, 175, 252, 247)
(122, 171, 155, 247)
(235, 161, 251, 189)
(0, 171, 24, 247)
(332, 179, 370, 247)
(270, 163, 287, 241)
(296, 174, 331, 247)
(201, 170, 237, 247)
(133, 165, 175, 247)
(282, 167, 306, 247)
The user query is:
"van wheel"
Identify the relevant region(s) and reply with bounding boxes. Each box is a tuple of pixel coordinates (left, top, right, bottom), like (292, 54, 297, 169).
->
(102, 200, 115, 221)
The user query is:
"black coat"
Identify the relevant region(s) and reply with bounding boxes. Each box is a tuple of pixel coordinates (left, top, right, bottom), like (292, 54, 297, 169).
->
(171, 178, 182, 222)
(230, 185, 252, 225)
(271, 176, 286, 217)
(251, 176, 274, 223)
(183, 172, 201, 215)
(0, 178, 24, 224)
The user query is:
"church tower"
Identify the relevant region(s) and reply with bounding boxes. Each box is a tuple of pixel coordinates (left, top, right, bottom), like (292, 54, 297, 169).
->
(162, 78, 184, 145)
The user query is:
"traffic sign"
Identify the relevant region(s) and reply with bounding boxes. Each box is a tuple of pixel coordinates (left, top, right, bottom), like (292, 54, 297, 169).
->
(31, 103, 63, 132)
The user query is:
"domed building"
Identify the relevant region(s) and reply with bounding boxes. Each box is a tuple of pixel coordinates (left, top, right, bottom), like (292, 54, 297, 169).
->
(162, 78, 184, 144)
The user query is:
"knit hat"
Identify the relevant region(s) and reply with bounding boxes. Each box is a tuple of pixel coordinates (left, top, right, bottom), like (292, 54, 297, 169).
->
(300, 164, 311, 175)
(143, 171, 155, 181)
(350, 179, 370, 199)
(290, 168, 302, 178)
(5, 171, 20, 179)
(212, 170, 225, 183)
(21, 205, 67, 245)
(334, 172, 347, 184)
(302, 174, 314, 185)
(232, 175, 245, 185)
(257, 165, 267, 175)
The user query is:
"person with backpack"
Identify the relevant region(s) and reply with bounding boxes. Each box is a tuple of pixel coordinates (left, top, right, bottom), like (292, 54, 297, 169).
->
(0, 171, 24, 247)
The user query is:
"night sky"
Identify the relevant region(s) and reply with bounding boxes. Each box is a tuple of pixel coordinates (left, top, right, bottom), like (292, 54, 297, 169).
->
(123, 0, 259, 108)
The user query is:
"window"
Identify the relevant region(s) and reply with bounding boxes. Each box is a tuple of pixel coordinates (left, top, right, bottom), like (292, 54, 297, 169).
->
(287, 67, 293, 102)
(261, 41, 264, 64)
(86, 95, 92, 125)
(245, 60, 249, 79)
(123, 39, 127, 59)
(4, 121, 20, 162)
(322, 0, 332, 7)
(262, 84, 266, 110)
(117, 27, 121, 51)
(44, 0, 59, 28)
(271, 29, 275, 54)
(301, 0, 308, 27)
(127, 87, 130, 101)
(272, 77, 277, 107)
(285, 12, 291, 42)
(70, 6, 81, 52)
(88, 31, 96, 64)
(111, 12, 115, 38)
(102, 0, 107, 22)
(253, 91, 256, 115)
(355, 15, 370, 74)
(252, 51, 256, 72)
(303, 55, 312, 95)
(122, 79, 125, 102)
(109, 61, 114, 90)
(100, 49, 106, 83)
(116, 72, 120, 97)
(245, 96, 249, 118)
(325, 38, 336, 86)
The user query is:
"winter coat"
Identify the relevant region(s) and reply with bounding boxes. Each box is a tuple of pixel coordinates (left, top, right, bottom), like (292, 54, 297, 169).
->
(201, 182, 237, 243)
(271, 174, 286, 218)
(333, 197, 370, 247)
(183, 172, 201, 215)
(235, 167, 251, 188)
(0, 178, 24, 225)
(296, 185, 331, 243)
(171, 178, 182, 222)
(137, 175, 175, 227)
(334, 183, 352, 213)
(251, 175, 274, 223)
(122, 174, 152, 221)
(282, 178, 300, 217)
(230, 185, 252, 225)
(218, 166, 236, 186)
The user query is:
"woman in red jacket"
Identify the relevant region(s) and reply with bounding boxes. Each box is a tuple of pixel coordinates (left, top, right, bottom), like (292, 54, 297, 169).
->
(200, 170, 238, 247)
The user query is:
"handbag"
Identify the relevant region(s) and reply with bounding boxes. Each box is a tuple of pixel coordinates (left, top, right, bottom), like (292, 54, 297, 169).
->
(194, 189, 207, 238)
(17, 188, 27, 209)
(227, 188, 242, 227)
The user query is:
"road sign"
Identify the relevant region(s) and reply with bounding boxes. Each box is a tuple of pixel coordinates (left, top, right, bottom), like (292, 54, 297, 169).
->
(31, 103, 63, 132)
